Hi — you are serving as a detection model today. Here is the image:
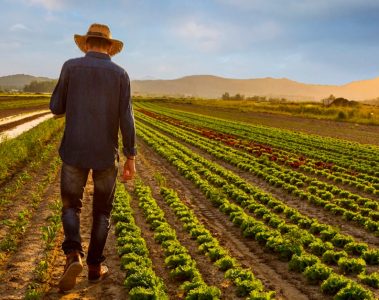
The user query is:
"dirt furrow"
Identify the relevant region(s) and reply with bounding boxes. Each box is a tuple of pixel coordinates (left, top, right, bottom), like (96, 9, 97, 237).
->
(44, 171, 128, 300)
(0, 112, 50, 133)
(136, 139, 323, 300)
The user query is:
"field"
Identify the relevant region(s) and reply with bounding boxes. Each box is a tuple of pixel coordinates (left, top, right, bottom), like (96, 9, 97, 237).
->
(137, 97, 379, 126)
(0, 98, 378, 300)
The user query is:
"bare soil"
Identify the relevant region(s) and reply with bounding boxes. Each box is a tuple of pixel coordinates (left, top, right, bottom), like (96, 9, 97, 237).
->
(0, 112, 50, 133)
(44, 172, 128, 300)
(0, 105, 49, 119)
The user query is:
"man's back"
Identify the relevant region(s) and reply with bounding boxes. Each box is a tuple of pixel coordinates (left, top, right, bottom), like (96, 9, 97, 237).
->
(50, 51, 136, 170)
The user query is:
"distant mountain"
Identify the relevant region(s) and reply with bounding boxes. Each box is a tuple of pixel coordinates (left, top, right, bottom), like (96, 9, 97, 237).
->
(0, 74, 53, 90)
(2, 73, 378, 101)
(132, 75, 379, 101)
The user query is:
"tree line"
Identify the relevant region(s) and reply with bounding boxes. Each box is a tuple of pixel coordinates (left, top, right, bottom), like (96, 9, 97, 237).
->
(23, 80, 57, 93)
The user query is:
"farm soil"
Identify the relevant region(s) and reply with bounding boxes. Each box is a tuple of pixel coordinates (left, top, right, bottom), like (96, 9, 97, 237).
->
(0, 111, 50, 133)
(160, 103, 379, 146)
(0, 169, 61, 299)
(135, 139, 328, 300)
(0, 105, 49, 119)
(44, 172, 128, 300)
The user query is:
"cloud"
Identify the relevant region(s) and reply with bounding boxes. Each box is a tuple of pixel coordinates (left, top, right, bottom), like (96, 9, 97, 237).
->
(10, 23, 30, 31)
(25, 0, 63, 10)
(174, 20, 223, 52)
(216, 0, 379, 17)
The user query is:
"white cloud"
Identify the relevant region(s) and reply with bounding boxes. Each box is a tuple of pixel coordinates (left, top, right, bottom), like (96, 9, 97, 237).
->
(10, 23, 30, 31)
(216, 0, 379, 16)
(174, 20, 223, 52)
(26, 0, 63, 10)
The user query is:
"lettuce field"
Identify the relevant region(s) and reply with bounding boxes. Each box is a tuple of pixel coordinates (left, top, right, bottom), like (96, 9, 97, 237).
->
(0, 101, 378, 300)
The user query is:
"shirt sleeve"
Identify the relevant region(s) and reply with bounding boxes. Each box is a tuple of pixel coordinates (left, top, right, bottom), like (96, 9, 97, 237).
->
(50, 62, 69, 115)
(119, 71, 137, 157)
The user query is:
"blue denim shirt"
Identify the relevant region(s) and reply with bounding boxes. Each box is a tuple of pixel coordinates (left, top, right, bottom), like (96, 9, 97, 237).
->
(50, 51, 137, 170)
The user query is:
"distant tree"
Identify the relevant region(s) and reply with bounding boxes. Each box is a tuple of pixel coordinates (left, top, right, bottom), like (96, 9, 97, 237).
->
(24, 80, 57, 93)
(221, 92, 230, 100)
(331, 97, 359, 107)
(234, 93, 245, 100)
(322, 94, 336, 106)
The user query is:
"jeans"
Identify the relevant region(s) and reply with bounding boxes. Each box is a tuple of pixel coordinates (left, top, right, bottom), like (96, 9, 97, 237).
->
(60, 160, 118, 265)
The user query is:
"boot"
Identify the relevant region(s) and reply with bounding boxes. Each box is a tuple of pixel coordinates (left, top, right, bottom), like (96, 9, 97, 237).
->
(88, 264, 109, 283)
(58, 250, 83, 292)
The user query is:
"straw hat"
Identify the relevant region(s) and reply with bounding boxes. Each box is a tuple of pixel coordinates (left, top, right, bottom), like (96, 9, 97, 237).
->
(74, 23, 123, 56)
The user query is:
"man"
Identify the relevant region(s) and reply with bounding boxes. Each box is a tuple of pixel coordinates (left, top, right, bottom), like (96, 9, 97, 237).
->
(50, 23, 136, 292)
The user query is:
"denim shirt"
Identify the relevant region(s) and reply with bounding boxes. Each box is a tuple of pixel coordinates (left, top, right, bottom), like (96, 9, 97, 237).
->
(50, 51, 137, 170)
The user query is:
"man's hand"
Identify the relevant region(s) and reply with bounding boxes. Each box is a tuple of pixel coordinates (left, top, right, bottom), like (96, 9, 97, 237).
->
(123, 157, 136, 181)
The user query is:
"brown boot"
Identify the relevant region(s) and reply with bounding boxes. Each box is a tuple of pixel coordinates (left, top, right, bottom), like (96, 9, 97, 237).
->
(58, 250, 83, 292)
(88, 264, 109, 283)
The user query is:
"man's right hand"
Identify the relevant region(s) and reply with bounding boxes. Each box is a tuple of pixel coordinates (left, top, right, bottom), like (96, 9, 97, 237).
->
(123, 157, 136, 181)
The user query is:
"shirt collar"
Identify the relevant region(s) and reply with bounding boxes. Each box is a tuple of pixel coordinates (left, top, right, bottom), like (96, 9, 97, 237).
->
(85, 51, 111, 60)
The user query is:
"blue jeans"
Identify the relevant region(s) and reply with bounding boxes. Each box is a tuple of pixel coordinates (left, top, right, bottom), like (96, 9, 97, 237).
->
(60, 161, 118, 265)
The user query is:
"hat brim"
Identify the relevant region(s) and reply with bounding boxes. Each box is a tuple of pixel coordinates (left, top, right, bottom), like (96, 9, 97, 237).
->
(74, 34, 124, 56)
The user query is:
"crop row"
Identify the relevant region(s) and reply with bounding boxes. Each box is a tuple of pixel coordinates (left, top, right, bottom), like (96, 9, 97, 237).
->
(140, 103, 379, 165)
(135, 120, 377, 298)
(160, 186, 276, 299)
(136, 120, 379, 262)
(138, 103, 379, 177)
(0, 154, 62, 260)
(0, 128, 63, 208)
(0, 117, 64, 185)
(136, 112, 379, 234)
(136, 106, 379, 191)
(112, 182, 168, 299)
(134, 181, 223, 299)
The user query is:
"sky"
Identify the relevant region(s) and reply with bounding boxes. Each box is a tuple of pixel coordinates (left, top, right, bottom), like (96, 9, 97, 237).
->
(1, 0, 379, 84)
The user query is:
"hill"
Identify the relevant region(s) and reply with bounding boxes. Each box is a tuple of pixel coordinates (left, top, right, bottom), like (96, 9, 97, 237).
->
(0, 74, 52, 90)
(1, 73, 378, 101)
(132, 75, 379, 101)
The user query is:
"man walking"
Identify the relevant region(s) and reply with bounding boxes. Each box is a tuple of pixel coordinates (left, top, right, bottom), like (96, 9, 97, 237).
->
(50, 23, 136, 292)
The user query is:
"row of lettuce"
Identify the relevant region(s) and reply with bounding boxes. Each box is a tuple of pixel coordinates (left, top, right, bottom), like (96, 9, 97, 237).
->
(137, 103, 379, 178)
(134, 119, 378, 299)
(112, 181, 275, 299)
(135, 111, 379, 236)
(136, 105, 378, 196)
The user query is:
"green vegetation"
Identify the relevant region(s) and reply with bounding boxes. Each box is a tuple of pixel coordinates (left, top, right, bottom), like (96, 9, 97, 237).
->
(0, 94, 50, 110)
(112, 182, 168, 299)
(23, 81, 57, 93)
(0, 118, 64, 185)
(134, 96, 379, 125)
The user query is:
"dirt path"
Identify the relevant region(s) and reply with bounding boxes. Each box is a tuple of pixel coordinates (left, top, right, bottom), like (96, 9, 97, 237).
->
(161, 103, 379, 146)
(135, 139, 326, 300)
(44, 171, 128, 300)
(0, 111, 50, 133)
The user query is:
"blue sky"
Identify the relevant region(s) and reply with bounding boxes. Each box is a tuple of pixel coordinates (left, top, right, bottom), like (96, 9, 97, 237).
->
(1, 0, 379, 84)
